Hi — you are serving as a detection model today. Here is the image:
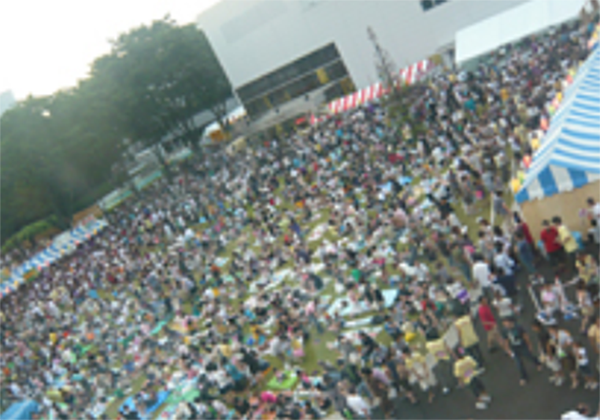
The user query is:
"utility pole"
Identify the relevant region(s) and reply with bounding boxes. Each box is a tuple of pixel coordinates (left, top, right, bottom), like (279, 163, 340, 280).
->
(367, 26, 399, 101)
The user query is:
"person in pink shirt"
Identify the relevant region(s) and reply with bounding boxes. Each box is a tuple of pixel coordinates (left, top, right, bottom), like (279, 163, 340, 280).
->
(305, 298, 323, 334)
(260, 390, 277, 404)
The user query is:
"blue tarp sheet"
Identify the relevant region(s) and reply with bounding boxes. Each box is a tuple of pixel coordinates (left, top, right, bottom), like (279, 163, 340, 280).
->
(1, 400, 39, 420)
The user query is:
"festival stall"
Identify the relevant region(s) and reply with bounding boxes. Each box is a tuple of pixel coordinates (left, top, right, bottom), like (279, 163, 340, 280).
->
(515, 48, 600, 241)
(323, 59, 434, 116)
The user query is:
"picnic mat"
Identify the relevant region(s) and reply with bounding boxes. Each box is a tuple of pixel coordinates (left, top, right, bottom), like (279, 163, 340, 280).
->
(150, 319, 171, 336)
(266, 371, 299, 391)
(326, 298, 370, 318)
(165, 388, 200, 405)
(120, 390, 170, 418)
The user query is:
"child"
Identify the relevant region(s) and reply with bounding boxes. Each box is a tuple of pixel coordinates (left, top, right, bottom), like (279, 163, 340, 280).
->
(573, 340, 598, 390)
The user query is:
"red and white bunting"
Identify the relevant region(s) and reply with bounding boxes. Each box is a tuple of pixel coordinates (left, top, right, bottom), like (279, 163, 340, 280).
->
(326, 59, 433, 115)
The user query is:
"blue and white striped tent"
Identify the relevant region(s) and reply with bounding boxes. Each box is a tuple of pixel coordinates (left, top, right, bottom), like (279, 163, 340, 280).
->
(515, 49, 600, 204)
(0, 218, 109, 298)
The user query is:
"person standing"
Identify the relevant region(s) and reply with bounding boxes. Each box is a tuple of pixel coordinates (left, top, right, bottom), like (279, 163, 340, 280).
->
(588, 317, 600, 366)
(540, 220, 565, 272)
(514, 231, 536, 277)
(492, 191, 511, 222)
(472, 254, 493, 300)
(453, 352, 491, 410)
(384, 352, 417, 404)
(501, 318, 542, 386)
(548, 325, 578, 389)
(586, 197, 600, 225)
(553, 216, 579, 274)
(531, 319, 562, 385)
(454, 314, 484, 366)
(513, 212, 535, 248)
(403, 348, 437, 404)
(477, 297, 505, 352)
(576, 280, 594, 335)
(572, 340, 598, 390)
(361, 367, 394, 418)
(426, 333, 457, 394)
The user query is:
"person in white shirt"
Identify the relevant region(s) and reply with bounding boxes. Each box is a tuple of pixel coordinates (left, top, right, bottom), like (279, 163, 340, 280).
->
(493, 240, 515, 275)
(472, 254, 492, 299)
(587, 198, 600, 225)
(345, 387, 371, 419)
(561, 404, 599, 420)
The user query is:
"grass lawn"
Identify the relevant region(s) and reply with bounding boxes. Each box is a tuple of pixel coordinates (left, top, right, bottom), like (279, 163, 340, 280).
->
(98, 150, 517, 419)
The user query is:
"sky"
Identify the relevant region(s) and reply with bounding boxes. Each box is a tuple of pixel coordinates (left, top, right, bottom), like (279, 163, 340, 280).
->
(0, 0, 221, 100)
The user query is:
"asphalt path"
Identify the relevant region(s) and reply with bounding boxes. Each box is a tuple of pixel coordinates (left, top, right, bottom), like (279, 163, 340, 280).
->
(383, 247, 600, 419)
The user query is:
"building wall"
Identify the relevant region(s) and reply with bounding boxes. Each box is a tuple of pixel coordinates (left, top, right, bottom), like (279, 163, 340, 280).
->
(196, 0, 528, 92)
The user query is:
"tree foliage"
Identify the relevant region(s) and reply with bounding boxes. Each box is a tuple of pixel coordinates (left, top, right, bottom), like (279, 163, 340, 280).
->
(1, 17, 231, 243)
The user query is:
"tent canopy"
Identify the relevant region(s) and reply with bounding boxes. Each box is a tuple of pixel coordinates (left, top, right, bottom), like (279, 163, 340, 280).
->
(456, 0, 586, 65)
(516, 48, 600, 204)
(0, 218, 109, 299)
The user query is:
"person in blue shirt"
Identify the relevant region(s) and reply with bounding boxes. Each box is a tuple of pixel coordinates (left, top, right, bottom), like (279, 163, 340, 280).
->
(493, 267, 519, 303)
(514, 231, 536, 277)
(224, 360, 247, 392)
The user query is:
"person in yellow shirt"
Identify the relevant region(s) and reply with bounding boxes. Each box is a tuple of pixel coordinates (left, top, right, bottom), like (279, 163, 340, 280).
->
(218, 340, 233, 358)
(454, 314, 484, 366)
(500, 86, 510, 103)
(576, 253, 598, 284)
(454, 352, 491, 410)
(426, 335, 457, 393)
(553, 216, 578, 272)
(403, 348, 437, 403)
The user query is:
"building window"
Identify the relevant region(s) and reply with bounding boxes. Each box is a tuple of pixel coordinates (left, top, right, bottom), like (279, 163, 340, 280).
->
(421, 0, 447, 11)
(237, 43, 353, 118)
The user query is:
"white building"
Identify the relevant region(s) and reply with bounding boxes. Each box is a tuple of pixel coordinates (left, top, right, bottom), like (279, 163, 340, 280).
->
(197, 0, 527, 126)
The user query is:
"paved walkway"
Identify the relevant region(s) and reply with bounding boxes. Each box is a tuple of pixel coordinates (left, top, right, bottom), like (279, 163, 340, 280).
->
(380, 252, 598, 419)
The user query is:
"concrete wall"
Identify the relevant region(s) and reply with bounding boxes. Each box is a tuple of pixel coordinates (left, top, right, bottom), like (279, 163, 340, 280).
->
(197, 0, 527, 92)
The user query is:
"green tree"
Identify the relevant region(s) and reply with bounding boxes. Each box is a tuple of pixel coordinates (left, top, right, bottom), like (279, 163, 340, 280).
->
(91, 17, 232, 162)
(1, 17, 232, 244)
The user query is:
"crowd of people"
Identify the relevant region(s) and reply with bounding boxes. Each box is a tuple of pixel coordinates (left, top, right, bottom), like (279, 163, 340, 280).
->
(1, 18, 599, 420)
